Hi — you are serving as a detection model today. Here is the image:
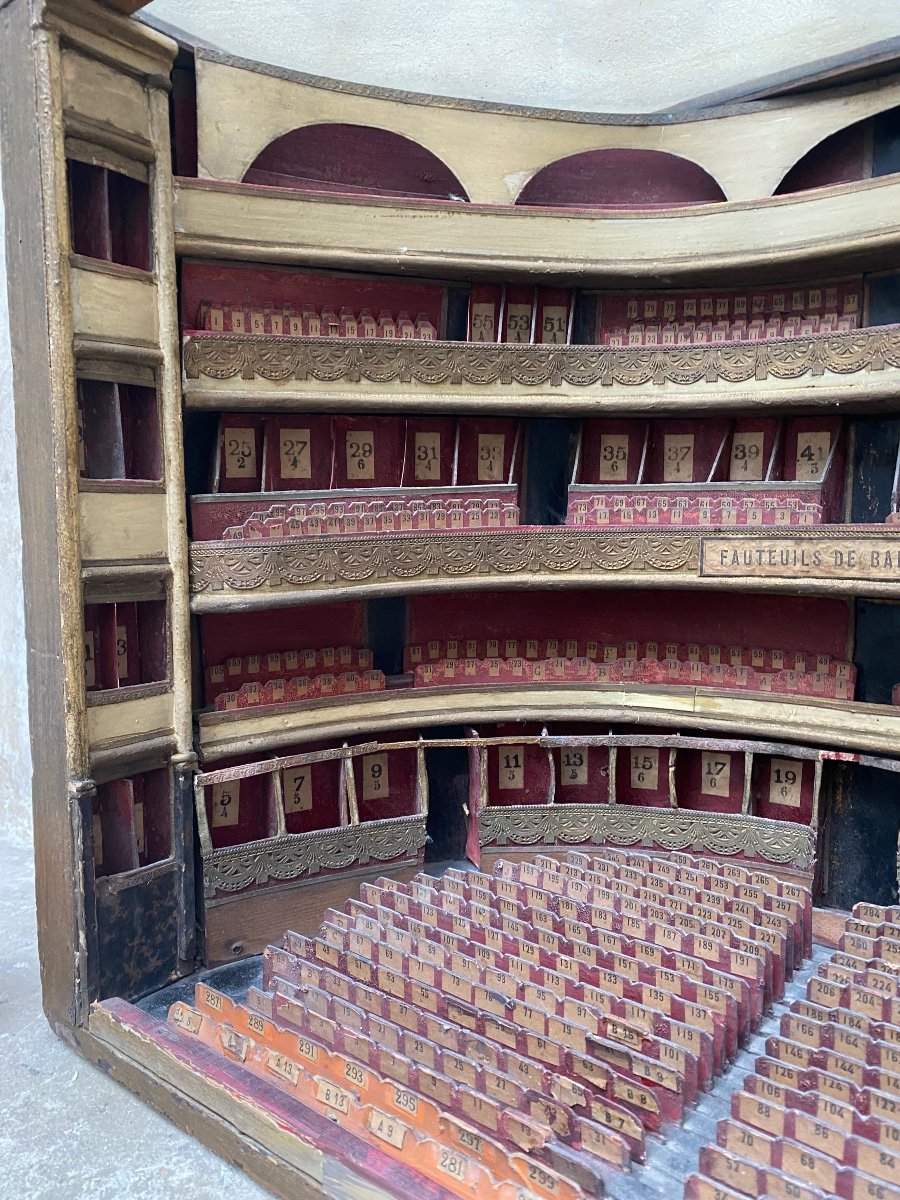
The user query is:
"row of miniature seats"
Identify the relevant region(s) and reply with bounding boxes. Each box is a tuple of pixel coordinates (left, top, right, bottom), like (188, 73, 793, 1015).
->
(197, 301, 438, 340)
(351, 862, 777, 1040)
(168, 985, 581, 1200)
(610, 285, 860, 325)
(285, 917, 696, 1136)
(685, 939, 900, 1200)
(213, 671, 384, 711)
(207, 646, 372, 697)
(265, 883, 748, 1135)
(404, 639, 852, 675)
(504, 848, 809, 954)
(277, 854, 805, 1137)
(163, 850, 805, 1192)
(606, 312, 860, 347)
(411, 657, 855, 699)
(222, 501, 520, 539)
(527, 853, 804, 972)
(564, 848, 812, 951)
(269, 858, 796, 1131)
(408, 863, 784, 1003)
(569, 493, 824, 512)
(225, 494, 519, 520)
(850, 900, 900, 938)
(567, 500, 822, 528)
(340, 875, 738, 1069)
(483, 858, 784, 1006)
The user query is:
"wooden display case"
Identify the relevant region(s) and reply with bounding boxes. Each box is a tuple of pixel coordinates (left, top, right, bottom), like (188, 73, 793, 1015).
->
(4, 3, 900, 1198)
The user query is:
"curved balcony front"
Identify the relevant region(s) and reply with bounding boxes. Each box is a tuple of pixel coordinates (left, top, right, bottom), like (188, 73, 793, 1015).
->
(189, 526, 900, 612)
(174, 174, 900, 284)
(196, 681, 900, 763)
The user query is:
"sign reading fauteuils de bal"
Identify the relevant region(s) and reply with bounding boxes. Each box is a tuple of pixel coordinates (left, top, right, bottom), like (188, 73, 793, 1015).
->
(700, 536, 900, 581)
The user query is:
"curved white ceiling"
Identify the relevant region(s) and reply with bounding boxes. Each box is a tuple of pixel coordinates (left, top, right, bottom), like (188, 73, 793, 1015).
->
(144, 0, 900, 113)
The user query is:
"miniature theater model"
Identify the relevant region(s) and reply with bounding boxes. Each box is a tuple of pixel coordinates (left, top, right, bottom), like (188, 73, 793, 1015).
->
(3, 2, 900, 1197)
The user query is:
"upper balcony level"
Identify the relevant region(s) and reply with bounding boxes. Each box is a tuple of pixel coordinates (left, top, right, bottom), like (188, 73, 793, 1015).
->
(172, 48, 900, 282)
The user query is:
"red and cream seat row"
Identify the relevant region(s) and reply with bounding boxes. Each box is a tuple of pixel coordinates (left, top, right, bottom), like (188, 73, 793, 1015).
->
(206, 646, 373, 700)
(605, 312, 859, 347)
(412, 658, 855, 700)
(221, 495, 519, 540)
(687, 900, 900, 1200)
(214, 671, 385, 711)
(404, 639, 851, 677)
(162, 851, 804, 1200)
(197, 301, 437, 340)
(567, 492, 823, 527)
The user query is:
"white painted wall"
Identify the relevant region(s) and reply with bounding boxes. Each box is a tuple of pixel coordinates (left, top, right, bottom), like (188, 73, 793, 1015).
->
(1, 1, 898, 843)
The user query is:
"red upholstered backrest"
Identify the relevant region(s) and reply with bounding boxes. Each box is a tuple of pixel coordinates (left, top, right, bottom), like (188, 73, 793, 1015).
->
(407, 589, 851, 661)
(200, 602, 365, 669)
(484, 724, 551, 808)
(675, 748, 745, 814)
(180, 262, 445, 332)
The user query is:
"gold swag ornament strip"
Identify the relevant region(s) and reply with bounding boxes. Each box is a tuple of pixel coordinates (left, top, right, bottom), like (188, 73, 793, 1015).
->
(190, 531, 700, 594)
(183, 325, 900, 388)
(479, 804, 816, 870)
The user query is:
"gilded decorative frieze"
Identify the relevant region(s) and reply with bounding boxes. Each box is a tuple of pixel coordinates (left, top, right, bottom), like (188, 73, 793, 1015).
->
(183, 326, 900, 389)
(478, 804, 815, 870)
(204, 813, 427, 897)
(191, 529, 699, 596)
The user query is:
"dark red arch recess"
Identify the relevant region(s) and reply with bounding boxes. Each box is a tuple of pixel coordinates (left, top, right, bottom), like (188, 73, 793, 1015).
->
(775, 105, 900, 195)
(516, 147, 726, 208)
(243, 123, 469, 201)
(775, 122, 870, 195)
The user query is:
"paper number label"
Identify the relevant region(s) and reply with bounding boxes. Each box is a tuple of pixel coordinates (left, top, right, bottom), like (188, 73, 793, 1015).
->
(730, 431, 765, 481)
(346, 431, 375, 480)
(84, 630, 96, 688)
(367, 1109, 407, 1149)
(505, 303, 532, 343)
(414, 432, 441, 481)
(362, 753, 389, 802)
(631, 749, 659, 791)
(436, 1149, 468, 1181)
(316, 1079, 351, 1115)
(663, 434, 694, 482)
(795, 431, 831, 480)
(224, 427, 256, 478)
(279, 428, 311, 479)
(477, 434, 505, 482)
(211, 781, 240, 827)
(561, 749, 588, 786)
(769, 758, 803, 808)
(701, 752, 731, 796)
(540, 304, 568, 344)
(598, 434, 629, 482)
(116, 623, 128, 680)
(470, 302, 496, 341)
(499, 745, 525, 790)
(283, 767, 313, 814)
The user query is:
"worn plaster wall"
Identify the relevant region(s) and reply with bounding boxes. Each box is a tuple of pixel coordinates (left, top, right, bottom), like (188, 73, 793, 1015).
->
(1, 1, 900, 845)
(0, 152, 32, 846)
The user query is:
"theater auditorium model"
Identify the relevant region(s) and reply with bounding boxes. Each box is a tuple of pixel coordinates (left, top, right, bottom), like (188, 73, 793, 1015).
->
(3, 2, 900, 1197)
